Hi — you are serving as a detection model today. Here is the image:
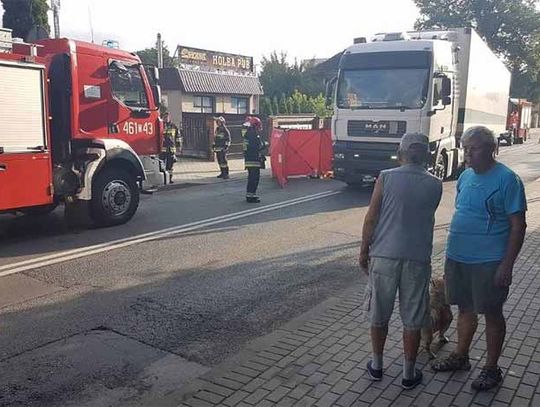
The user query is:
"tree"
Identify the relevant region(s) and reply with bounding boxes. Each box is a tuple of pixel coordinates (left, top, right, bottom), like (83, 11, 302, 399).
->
(310, 94, 333, 118)
(279, 93, 290, 115)
(259, 52, 302, 99)
(135, 43, 176, 68)
(1, 0, 50, 40)
(272, 96, 280, 115)
(260, 97, 274, 116)
(414, 0, 540, 101)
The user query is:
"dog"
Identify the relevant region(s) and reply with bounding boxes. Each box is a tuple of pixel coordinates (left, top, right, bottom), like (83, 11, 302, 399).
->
(421, 277, 453, 359)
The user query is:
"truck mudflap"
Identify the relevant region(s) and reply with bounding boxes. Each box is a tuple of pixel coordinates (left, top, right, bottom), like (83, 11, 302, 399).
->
(332, 141, 400, 183)
(140, 155, 166, 193)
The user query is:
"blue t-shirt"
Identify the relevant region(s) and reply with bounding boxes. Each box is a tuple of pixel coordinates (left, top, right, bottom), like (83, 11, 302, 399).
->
(447, 163, 526, 264)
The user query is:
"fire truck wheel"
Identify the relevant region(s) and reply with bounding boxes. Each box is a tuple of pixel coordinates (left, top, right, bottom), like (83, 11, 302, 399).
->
(90, 167, 140, 227)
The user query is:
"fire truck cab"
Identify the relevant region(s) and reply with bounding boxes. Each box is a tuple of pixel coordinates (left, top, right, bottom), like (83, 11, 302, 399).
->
(0, 30, 164, 226)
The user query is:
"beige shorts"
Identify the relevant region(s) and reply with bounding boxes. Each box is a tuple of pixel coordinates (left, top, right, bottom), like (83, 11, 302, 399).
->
(364, 257, 431, 330)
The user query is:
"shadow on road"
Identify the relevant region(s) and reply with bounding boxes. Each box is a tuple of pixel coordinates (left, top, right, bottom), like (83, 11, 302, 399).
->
(0, 180, 371, 261)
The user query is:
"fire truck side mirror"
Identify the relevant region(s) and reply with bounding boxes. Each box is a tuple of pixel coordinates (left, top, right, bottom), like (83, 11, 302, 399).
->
(143, 65, 161, 110)
(152, 66, 160, 83)
(152, 84, 162, 109)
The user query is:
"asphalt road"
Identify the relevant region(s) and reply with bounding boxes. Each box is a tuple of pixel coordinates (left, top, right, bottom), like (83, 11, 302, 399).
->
(1, 135, 539, 406)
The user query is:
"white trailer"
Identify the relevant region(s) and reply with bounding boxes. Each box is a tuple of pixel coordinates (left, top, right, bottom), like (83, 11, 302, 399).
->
(331, 28, 511, 182)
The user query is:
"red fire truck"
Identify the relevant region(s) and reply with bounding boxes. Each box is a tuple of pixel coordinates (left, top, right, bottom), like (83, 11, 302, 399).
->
(500, 98, 532, 145)
(0, 30, 165, 226)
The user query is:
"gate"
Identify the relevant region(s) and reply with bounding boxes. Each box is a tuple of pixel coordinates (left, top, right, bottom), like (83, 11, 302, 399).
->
(181, 113, 264, 159)
(182, 113, 210, 158)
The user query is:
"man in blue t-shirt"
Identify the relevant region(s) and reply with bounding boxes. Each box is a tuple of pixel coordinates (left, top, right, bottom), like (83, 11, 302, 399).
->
(432, 126, 527, 392)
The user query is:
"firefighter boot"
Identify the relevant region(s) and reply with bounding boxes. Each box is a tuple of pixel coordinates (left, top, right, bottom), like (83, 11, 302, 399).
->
(169, 171, 174, 184)
(222, 167, 230, 180)
(246, 194, 260, 203)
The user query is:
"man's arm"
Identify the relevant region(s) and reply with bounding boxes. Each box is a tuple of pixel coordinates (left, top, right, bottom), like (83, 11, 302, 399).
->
(495, 212, 526, 287)
(359, 176, 384, 274)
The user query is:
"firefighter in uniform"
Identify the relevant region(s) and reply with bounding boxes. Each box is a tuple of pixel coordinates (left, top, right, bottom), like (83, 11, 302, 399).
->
(213, 116, 231, 179)
(242, 116, 266, 203)
(161, 113, 178, 183)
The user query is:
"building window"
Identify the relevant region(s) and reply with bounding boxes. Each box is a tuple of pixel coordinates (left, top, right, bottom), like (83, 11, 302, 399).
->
(231, 96, 249, 114)
(193, 95, 214, 113)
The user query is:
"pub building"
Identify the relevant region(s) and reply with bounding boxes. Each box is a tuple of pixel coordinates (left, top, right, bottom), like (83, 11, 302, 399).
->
(160, 46, 264, 159)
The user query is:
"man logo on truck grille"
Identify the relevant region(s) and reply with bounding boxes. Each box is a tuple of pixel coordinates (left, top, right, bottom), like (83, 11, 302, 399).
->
(347, 120, 405, 137)
(365, 122, 388, 132)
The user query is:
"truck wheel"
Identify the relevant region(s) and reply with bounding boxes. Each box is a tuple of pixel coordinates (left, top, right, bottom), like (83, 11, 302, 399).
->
(434, 153, 448, 180)
(90, 168, 139, 227)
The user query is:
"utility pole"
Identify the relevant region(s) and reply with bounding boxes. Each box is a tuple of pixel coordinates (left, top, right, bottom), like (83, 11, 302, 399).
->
(51, 0, 61, 38)
(156, 33, 164, 68)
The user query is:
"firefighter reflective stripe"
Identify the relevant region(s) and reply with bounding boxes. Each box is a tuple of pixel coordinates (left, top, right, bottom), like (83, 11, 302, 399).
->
(245, 161, 261, 168)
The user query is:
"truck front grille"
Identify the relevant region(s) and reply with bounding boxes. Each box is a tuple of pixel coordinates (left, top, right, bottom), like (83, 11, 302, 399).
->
(347, 120, 407, 137)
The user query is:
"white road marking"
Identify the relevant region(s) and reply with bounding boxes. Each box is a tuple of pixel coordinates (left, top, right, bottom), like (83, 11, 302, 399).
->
(0, 190, 341, 278)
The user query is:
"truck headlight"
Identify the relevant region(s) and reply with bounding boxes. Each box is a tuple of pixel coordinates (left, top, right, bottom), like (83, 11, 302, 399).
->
(390, 155, 398, 160)
(334, 153, 345, 160)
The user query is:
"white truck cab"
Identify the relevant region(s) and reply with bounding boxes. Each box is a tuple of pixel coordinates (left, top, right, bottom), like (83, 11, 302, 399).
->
(331, 28, 510, 183)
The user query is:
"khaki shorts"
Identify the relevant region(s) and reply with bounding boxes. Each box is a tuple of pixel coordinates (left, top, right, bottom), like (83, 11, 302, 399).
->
(445, 258, 508, 314)
(364, 257, 431, 330)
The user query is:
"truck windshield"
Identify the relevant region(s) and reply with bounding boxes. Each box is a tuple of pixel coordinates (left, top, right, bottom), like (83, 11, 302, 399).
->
(109, 63, 149, 109)
(337, 68, 429, 109)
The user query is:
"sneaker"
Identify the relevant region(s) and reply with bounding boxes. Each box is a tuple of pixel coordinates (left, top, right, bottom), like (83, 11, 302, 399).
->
(471, 366, 503, 391)
(366, 360, 383, 381)
(217, 173, 224, 178)
(402, 369, 423, 390)
(246, 196, 260, 203)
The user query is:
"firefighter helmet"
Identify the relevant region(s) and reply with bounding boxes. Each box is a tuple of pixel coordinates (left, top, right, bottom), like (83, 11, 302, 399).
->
(243, 116, 263, 131)
(215, 116, 226, 124)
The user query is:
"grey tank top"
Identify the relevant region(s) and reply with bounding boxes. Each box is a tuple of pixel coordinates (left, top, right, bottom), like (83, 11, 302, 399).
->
(370, 164, 442, 263)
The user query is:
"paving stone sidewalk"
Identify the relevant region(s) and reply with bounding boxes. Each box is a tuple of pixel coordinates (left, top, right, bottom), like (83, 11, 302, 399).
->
(174, 197, 540, 407)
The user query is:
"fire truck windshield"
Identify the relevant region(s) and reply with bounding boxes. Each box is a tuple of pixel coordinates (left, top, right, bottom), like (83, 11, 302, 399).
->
(109, 63, 149, 109)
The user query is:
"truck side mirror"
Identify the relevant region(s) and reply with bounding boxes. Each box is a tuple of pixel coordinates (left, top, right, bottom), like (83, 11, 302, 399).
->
(325, 76, 337, 105)
(442, 77, 451, 98)
(149, 67, 161, 109)
(152, 84, 162, 109)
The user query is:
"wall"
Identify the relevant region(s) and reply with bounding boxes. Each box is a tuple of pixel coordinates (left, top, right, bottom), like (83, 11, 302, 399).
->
(179, 93, 258, 115)
(162, 90, 183, 126)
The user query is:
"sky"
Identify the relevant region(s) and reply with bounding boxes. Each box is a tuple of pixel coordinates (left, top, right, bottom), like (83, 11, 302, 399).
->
(1, 0, 420, 66)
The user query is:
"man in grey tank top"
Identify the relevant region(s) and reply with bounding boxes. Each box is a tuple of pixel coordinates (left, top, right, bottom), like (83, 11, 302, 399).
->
(359, 133, 442, 390)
